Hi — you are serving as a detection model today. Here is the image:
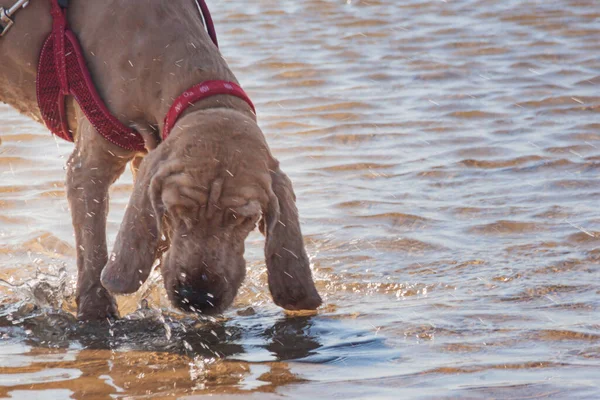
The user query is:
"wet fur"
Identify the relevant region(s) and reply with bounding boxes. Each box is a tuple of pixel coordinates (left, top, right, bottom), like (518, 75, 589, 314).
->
(0, 0, 321, 319)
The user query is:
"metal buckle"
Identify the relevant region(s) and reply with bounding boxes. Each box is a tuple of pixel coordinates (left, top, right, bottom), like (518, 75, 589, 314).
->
(0, 0, 30, 37)
(0, 8, 15, 37)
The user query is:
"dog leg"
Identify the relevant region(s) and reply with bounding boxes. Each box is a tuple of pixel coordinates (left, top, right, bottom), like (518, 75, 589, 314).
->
(130, 155, 144, 181)
(66, 119, 135, 320)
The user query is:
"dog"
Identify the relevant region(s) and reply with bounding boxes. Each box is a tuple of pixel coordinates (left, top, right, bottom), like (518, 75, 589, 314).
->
(0, 0, 321, 320)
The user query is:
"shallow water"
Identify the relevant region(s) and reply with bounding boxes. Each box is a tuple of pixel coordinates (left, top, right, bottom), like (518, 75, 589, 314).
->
(1, 0, 600, 398)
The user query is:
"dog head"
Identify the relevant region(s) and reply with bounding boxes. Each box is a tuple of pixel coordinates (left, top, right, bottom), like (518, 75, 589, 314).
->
(101, 109, 321, 314)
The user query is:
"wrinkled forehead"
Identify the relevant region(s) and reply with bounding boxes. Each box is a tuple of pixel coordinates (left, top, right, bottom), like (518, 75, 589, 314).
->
(220, 181, 270, 208)
(172, 166, 271, 205)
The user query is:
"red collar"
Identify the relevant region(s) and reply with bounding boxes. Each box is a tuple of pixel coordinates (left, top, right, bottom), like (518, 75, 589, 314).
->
(162, 80, 255, 140)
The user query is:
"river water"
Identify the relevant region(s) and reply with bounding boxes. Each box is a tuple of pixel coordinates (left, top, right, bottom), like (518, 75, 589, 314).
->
(1, 0, 599, 398)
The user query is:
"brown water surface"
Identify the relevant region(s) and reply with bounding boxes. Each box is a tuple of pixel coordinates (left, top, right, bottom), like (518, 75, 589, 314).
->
(1, 0, 600, 398)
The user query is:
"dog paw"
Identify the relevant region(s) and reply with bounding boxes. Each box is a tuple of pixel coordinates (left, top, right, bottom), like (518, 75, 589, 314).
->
(270, 282, 323, 311)
(77, 286, 119, 321)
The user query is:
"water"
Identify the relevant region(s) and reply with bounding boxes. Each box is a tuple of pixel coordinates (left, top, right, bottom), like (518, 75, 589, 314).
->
(1, 0, 599, 398)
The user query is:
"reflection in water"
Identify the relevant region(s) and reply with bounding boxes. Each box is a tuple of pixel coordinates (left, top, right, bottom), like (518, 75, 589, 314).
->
(0, 295, 401, 398)
(0, 302, 369, 398)
(1, 303, 327, 362)
(263, 317, 321, 361)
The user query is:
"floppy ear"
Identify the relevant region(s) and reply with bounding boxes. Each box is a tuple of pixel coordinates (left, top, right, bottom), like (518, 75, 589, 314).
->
(101, 150, 177, 294)
(263, 167, 322, 310)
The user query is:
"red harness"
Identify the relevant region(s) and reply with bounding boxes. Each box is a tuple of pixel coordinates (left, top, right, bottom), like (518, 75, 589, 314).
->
(36, 0, 254, 152)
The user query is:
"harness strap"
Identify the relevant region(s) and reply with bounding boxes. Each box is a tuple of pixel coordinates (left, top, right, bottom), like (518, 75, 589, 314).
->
(163, 80, 255, 140)
(37, 0, 146, 150)
(49, 0, 68, 95)
(196, 0, 218, 48)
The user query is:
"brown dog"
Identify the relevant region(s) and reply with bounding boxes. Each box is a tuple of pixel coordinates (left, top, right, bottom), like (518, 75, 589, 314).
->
(0, 0, 321, 320)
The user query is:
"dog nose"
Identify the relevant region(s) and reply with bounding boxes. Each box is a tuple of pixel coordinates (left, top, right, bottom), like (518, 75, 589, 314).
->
(175, 285, 218, 314)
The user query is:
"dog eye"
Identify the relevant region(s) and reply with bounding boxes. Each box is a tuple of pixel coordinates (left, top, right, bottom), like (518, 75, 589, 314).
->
(226, 209, 258, 228)
(226, 209, 243, 225)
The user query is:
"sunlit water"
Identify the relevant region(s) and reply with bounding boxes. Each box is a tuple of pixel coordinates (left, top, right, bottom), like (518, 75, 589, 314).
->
(1, 0, 600, 398)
